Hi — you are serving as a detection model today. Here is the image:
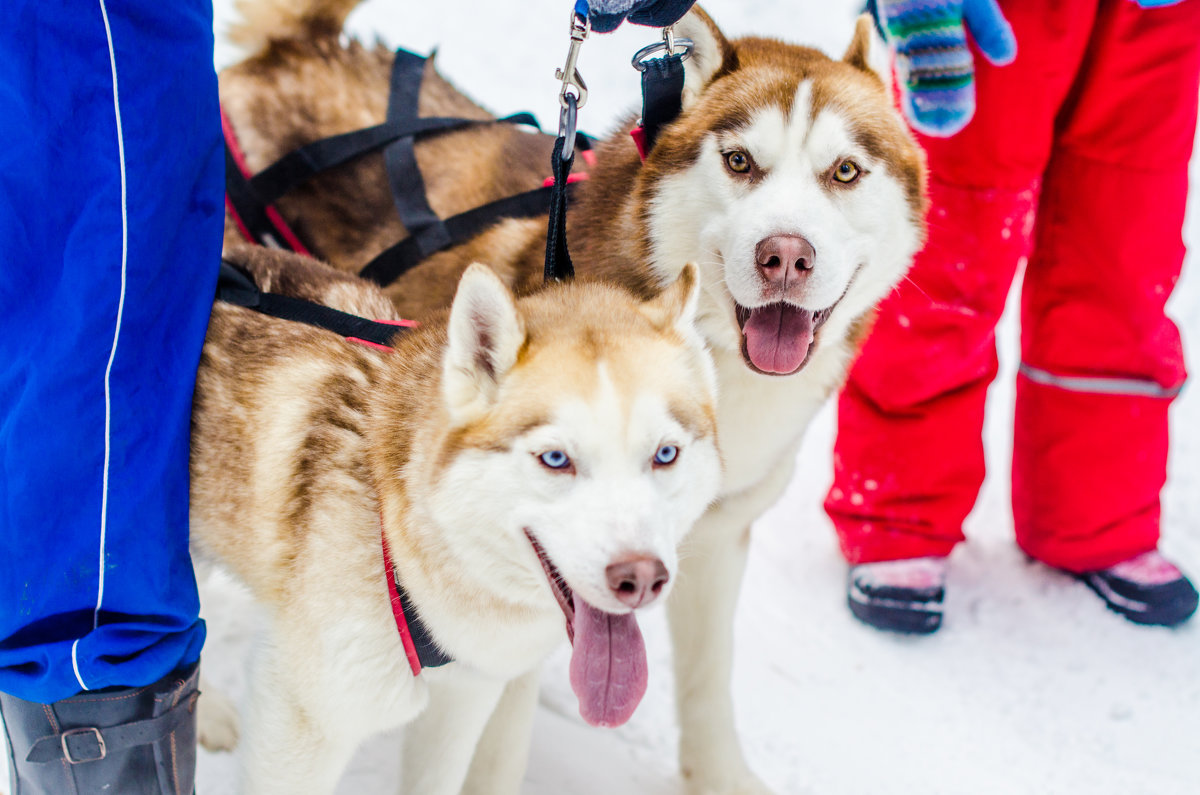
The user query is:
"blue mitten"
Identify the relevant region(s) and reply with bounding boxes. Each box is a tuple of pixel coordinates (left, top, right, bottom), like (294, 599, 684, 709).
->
(578, 0, 697, 33)
(872, 0, 1016, 136)
(1133, 0, 1184, 7)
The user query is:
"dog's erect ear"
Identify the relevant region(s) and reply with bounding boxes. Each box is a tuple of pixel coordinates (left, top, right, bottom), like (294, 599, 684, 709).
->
(673, 5, 736, 111)
(843, 14, 894, 101)
(640, 263, 700, 334)
(444, 263, 526, 420)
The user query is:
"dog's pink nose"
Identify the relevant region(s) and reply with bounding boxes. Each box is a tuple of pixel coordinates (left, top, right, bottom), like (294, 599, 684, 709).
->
(606, 556, 669, 609)
(755, 235, 815, 284)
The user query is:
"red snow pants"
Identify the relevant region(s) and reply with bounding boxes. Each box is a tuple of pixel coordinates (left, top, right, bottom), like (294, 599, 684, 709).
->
(825, 0, 1200, 572)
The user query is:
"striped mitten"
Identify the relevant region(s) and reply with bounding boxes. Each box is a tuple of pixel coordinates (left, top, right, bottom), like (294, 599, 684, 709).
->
(872, 0, 1016, 136)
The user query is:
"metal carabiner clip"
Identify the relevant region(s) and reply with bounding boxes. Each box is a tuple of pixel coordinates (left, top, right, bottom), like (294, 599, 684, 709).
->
(558, 93, 579, 161)
(632, 26, 695, 72)
(555, 10, 589, 161)
(556, 11, 590, 113)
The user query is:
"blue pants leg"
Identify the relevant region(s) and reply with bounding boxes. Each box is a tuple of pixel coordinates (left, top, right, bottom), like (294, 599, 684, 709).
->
(0, 0, 222, 704)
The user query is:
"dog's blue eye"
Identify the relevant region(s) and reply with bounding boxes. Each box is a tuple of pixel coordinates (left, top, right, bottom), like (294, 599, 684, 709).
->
(654, 445, 679, 466)
(539, 450, 571, 470)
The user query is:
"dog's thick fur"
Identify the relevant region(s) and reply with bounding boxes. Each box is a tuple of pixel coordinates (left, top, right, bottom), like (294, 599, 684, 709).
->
(192, 246, 720, 793)
(220, 2, 927, 791)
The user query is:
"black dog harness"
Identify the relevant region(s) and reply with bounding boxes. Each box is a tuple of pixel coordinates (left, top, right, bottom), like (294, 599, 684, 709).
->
(223, 47, 593, 288)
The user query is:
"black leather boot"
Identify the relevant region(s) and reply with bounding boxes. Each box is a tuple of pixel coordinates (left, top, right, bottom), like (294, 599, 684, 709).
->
(0, 661, 199, 795)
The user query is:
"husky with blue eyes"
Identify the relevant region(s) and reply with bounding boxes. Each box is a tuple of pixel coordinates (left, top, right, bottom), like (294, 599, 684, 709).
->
(189, 247, 720, 793)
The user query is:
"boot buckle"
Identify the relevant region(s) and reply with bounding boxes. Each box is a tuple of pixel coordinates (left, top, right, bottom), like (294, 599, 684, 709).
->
(60, 727, 106, 763)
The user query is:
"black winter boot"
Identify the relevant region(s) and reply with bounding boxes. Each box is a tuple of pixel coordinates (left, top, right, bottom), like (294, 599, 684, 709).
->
(847, 556, 947, 634)
(1076, 550, 1199, 627)
(0, 661, 200, 795)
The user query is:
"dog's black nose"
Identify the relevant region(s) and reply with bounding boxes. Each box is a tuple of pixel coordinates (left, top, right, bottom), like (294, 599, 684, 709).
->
(606, 556, 669, 609)
(755, 234, 816, 285)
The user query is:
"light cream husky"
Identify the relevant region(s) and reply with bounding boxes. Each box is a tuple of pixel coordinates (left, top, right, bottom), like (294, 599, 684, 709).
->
(191, 247, 720, 793)
(220, 2, 927, 791)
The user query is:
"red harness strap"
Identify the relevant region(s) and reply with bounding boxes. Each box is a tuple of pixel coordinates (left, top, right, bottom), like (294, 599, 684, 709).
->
(346, 318, 419, 352)
(380, 528, 426, 677)
(342, 348, 438, 678)
(630, 126, 650, 162)
(222, 106, 312, 254)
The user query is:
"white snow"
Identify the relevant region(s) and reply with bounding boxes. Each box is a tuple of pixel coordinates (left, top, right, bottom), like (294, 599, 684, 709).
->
(8, 2, 1200, 794)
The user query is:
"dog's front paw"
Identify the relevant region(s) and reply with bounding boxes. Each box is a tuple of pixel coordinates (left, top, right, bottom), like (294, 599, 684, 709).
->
(197, 684, 240, 752)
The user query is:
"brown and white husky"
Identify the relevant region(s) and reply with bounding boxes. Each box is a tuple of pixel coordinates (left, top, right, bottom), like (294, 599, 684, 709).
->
(218, 1, 927, 791)
(191, 246, 720, 793)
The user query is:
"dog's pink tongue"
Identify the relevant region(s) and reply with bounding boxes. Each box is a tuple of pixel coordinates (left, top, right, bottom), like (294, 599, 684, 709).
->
(568, 592, 648, 728)
(743, 303, 815, 374)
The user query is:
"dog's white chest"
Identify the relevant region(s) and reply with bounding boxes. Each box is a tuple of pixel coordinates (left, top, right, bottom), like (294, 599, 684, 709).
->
(711, 345, 842, 498)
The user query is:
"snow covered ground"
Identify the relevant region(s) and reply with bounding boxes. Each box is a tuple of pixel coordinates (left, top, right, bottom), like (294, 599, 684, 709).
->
(8, 2, 1198, 794)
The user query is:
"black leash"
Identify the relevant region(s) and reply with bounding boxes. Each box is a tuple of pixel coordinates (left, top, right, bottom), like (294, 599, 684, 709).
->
(544, 114, 578, 283)
(636, 51, 687, 152)
(543, 12, 592, 284)
(542, 19, 692, 284)
(631, 29, 694, 154)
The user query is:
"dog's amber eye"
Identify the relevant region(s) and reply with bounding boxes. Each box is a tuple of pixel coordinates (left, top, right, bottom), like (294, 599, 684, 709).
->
(725, 151, 752, 174)
(833, 160, 861, 184)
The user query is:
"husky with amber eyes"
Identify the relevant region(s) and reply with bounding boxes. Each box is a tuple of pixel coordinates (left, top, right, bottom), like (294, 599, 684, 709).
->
(191, 247, 720, 794)
(636, 16, 926, 794)
(219, 2, 926, 791)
